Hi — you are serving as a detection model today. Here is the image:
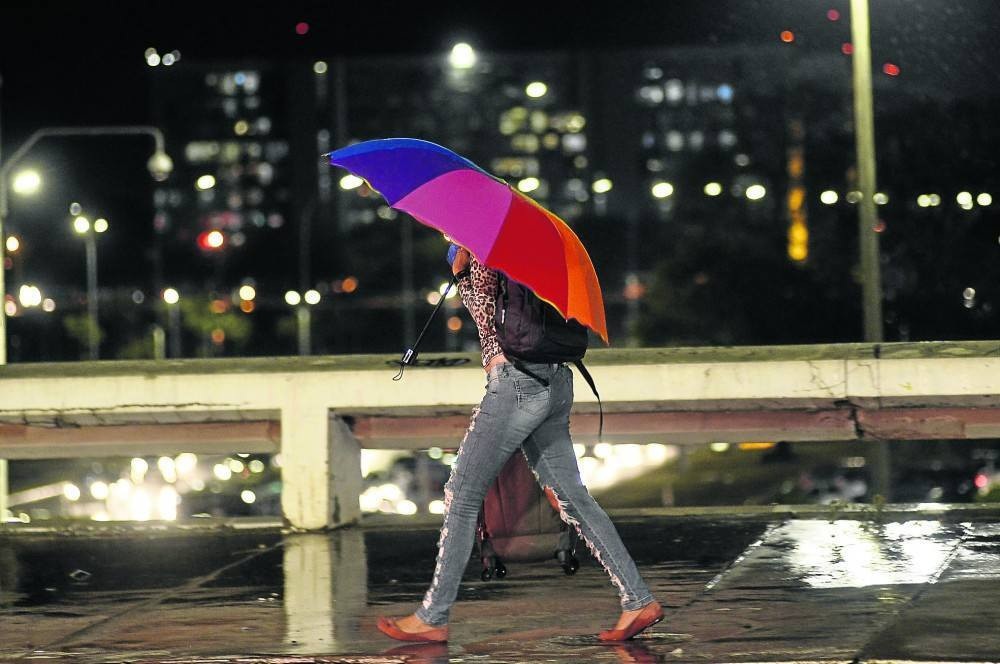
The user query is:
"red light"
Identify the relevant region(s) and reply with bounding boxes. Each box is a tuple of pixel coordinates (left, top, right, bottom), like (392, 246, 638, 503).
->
(883, 62, 901, 76)
(827, 9, 841, 21)
(780, 30, 795, 43)
(197, 230, 225, 251)
(841, 42, 854, 55)
(974, 473, 989, 489)
(295, 21, 309, 35)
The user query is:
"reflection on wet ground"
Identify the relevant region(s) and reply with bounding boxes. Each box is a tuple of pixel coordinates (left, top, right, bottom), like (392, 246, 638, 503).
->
(2, 512, 1000, 662)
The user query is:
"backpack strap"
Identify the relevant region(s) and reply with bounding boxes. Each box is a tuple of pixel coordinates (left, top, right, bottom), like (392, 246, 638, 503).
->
(572, 360, 603, 441)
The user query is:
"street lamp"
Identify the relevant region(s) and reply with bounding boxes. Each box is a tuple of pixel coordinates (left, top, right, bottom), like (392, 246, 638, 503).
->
(849, 0, 883, 343)
(72, 213, 108, 360)
(286, 289, 321, 355)
(162, 287, 181, 358)
(0, 125, 173, 365)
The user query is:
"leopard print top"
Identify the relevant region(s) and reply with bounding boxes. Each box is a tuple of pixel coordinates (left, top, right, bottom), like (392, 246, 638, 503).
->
(457, 256, 503, 367)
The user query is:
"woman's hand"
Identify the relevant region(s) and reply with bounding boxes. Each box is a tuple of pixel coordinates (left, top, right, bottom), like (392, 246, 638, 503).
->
(451, 246, 471, 277)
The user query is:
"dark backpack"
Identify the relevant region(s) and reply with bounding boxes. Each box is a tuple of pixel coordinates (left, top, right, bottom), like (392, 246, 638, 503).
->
(494, 275, 588, 363)
(495, 275, 603, 437)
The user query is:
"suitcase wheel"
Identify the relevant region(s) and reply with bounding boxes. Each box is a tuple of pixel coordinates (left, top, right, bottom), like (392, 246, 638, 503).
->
(481, 567, 493, 581)
(556, 549, 580, 575)
(495, 561, 507, 579)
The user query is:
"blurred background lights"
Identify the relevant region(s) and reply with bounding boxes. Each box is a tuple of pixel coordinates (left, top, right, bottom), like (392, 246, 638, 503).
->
(196, 174, 216, 190)
(284, 290, 302, 306)
(745, 184, 767, 200)
(295, 21, 309, 35)
(651, 181, 674, 199)
(12, 169, 41, 195)
(73, 216, 90, 233)
(703, 182, 722, 197)
(525, 81, 548, 98)
(820, 190, 839, 205)
(62, 483, 81, 501)
(873, 192, 889, 206)
(18, 284, 42, 308)
(448, 42, 476, 69)
(313, 60, 328, 74)
(339, 174, 363, 190)
(977, 192, 992, 206)
(304, 289, 321, 305)
(162, 288, 180, 304)
(517, 176, 540, 193)
(94, 218, 109, 233)
(239, 285, 256, 301)
(957, 191, 974, 210)
(592, 178, 613, 194)
(5, 235, 20, 253)
(780, 30, 795, 43)
(241, 490, 256, 504)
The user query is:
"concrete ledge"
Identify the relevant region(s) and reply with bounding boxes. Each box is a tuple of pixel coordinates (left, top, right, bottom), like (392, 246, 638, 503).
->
(2, 341, 999, 529)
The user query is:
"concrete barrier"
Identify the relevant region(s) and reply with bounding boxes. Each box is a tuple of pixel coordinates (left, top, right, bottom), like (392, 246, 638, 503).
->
(2, 341, 998, 529)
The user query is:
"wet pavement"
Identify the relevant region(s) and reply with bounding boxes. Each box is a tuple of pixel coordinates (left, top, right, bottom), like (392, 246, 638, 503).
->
(2, 509, 1000, 663)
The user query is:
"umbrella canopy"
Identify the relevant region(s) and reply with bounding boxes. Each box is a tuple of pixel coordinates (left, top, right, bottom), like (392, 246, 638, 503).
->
(329, 138, 608, 343)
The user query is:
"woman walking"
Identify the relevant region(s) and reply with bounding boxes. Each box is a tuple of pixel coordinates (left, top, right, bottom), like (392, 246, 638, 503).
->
(377, 246, 662, 643)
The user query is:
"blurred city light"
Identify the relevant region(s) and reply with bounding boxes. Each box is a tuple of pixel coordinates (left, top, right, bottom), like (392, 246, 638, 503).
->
(284, 290, 302, 306)
(304, 289, 321, 305)
(517, 176, 540, 193)
(525, 81, 548, 98)
(241, 490, 256, 504)
(313, 60, 328, 74)
(93, 218, 109, 233)
(780, 30, 795, 43)
(873, 192, 889, 206)
(448, 42, 477, 69)
(977, 192, 993, 206)
(820, 190, 839, 205)
(295, 21, 309, 35)
(73, 216, 90, 233)
(41, 298, 55, 312)
(957, 191, 974, 210)
(882, 62, 901, 77)
(17, 284, 42, 307)
(703, 182, 722, 197)
(196, 174, 217, 190)
(162, 288, 180, 304)
(238, 284, 256, 301)
(63, 483, 81, 501)
(11, 169, 41, 195)
(745, 184, 767, 201)
(197, 229, 225, 250)
(592, 178, 613, 194)
(651, 181, 674, 199)
(5, 235, 20, 253)
(339, 174, 363, 190)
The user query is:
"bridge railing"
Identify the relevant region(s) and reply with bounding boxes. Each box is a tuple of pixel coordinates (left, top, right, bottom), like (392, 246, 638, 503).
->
(2, 341, 998, 529)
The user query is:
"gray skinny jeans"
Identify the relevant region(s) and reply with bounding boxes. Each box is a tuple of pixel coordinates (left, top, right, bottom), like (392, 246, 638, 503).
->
(416, 361, 654, 626)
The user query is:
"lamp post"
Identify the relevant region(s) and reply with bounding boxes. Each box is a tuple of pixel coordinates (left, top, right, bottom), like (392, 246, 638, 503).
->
(0, 125, 173, 366)
(850, 0, 883, 343)
(848, 0, 891, 501)
(286, 289, 321, 355)
(162, 287, 182, 358)
(72, 215, 108, 360)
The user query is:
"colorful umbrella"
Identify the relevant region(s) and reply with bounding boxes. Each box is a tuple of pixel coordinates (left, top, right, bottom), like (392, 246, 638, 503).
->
(328, 138, 608, 343)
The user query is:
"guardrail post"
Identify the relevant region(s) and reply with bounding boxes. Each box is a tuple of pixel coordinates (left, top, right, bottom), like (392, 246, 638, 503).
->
(0, 459, 7, 521)
(280, 390, 361, 529)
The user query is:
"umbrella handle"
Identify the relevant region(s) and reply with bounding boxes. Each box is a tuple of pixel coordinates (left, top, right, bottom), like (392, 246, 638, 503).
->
(393, 274, 460, 381)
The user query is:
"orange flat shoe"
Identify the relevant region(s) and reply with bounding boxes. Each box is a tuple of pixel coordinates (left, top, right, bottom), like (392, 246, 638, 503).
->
(376, 616, 449, 643)
(598, 601, 664, 642)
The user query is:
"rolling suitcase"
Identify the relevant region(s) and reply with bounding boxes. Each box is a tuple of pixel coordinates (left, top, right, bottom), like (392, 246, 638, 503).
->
(476, 449, 580, 581)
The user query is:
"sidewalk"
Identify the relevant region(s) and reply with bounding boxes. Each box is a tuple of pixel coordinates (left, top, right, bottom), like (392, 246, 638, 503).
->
(2, 507, 999, 663)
